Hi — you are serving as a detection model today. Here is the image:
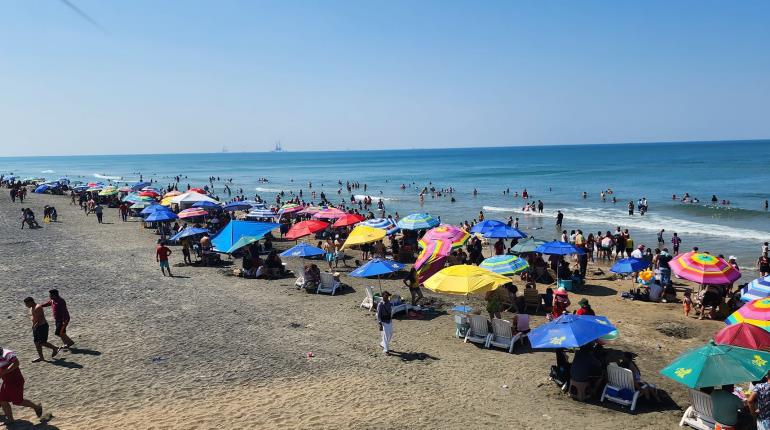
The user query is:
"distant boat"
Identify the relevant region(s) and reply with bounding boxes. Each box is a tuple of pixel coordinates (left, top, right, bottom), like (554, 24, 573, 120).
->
(272, 141, 283, 152)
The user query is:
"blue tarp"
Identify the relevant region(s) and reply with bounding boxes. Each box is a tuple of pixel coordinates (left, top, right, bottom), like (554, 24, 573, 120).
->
(211, 220, 279, 253)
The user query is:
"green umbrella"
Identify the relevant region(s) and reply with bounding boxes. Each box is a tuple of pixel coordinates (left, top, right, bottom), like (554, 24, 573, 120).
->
(660, 341, 770, 389)
(225, 236, 262, 254)
(511, 237, 546, 254)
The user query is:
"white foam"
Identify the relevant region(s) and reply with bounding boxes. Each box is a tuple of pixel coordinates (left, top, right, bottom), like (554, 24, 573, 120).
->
(483, 205, 770, 242)
(94, 173, 122, 180)
(354, 194, 397, 202)
(41, 169, 55, 173)
(255, 187, 282, 193)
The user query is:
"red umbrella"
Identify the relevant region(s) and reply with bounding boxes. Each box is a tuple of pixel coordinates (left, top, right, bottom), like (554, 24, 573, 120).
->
(285, 220, 329, 240)
(138, 190, 159, 198)
(189, 188, 207, 194)
(332, 213, 365, 228)
(714, 322, 770, 351)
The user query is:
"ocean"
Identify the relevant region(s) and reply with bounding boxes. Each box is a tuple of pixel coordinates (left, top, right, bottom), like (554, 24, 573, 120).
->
(3, 140, 770, 279)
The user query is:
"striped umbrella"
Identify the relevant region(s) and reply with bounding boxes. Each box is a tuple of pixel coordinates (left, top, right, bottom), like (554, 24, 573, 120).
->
(669, 252, 741, 285)
(246, 209, 278, 219)
(741, 276, 770, 303)
(279, 203, 304, 214)
(285, 220, 328, 240)
(361, 218, 399, 235)
(164, 190, 182, 198)
(419, 225, 470, 249)
(726, 297, 770, 331)
(298, 206, 322, 215)
(312, 207, 347, 219)
(397, 213, 440, 230)
(178, 208, 208, 219)
(480, 255, 529, 275)
(415, 239, 452, 284)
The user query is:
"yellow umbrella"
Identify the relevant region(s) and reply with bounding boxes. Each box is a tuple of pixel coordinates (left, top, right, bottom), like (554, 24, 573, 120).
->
(423, 264, 510, 296)
(98, 188, 118, 196)
(341, 225, 386, 250)
(160, 196, 175, 206)
(164, 190, 182, 198)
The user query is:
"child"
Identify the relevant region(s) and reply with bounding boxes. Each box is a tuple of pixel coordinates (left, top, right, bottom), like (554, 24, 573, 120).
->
(683, 291, 692, 317)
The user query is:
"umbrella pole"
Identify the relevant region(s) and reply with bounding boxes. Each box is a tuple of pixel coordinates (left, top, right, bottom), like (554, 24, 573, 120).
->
(378, 275, 382, 295)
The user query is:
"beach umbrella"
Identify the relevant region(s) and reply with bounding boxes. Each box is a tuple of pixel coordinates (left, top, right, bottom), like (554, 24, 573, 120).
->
(140, 204, 172, 216)
(141, 186, 159, 192)
(660, 341, 770, 389)
(163, 190, 182, 198)
(528, 314, 617, 349)
(423, 265, 510, 296)
(741, 276, 770, 303)
(34, 184, 50, 193)
(535, 241, 583, 256)
(98, 188, 119, 196)
(470, 219, 506, 234)
(280, 243, 325, 258)
(129, 181, 151, 191)
(397, 213, 440, 230)
(350, 258, 406, 293)
(415, 239, 452, 284)
(361, 218, 399, 235)
(138, 190, 159, 198)
(714, 323, 770, 351)
(279, 203, 304, 214)
(178, 208, 208, 219)
(129, 202, 151, 209)
(223, 201, 253, 211)
(225, 236, 263, 254)
(511, 237, 546, 254)
(341, 225, 387, 250)
(298, 206, 322, 215)
(246, 209, 278, 219)
(145, 210, 178, 222)
(669, 252, 741, 285)
(419, 225, 470, 249)
(169, 227, 209, 242)
(480, 255, 529, 275)
(610, 258, 651, 274)
(159, 196, 176, 206)
(118, 187, 132, 193)
(483, 225, 527, 239)
(312, 207, 347, 220)
(726, 297, 770, 331)
(332, 213, 365, 228)
(285, 220, 328, 240)
(189, 187, 207, 194)
(192, 200, 222, 209)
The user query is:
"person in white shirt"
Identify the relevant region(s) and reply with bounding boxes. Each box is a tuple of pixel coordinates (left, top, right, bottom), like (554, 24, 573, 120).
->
(631, 245, 645, 259)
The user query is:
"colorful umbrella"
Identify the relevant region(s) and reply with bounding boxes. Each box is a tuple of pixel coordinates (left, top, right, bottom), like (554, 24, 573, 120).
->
(163, 191, 182, 198)
(341, 225, 386, 249)
(279, 203, 304, 214)
(419, 225, 470, 249)
(660, 341, 770, 389)
(397, 213, 440, 230)
(360, 218, 399, 235)
(726, 297, 770, 331)
(528, 315, 617, 349)
(423, 265, 510, 296)
(298, 206, 323, 215)
(741, 276, 770, 303)
(159, 196, 176, 206)
(332, 213, 365, 228)
(469, 219, 506, 234)
(178, 208, 208, 219)
(415, 239, 452, 283)
(610, 257, 651, 274)
(285, 220, 329, 240)
(189, 188, 207, 194)
(246, 209, 278, 219)
(98, 188, 119, 196)
(129, 202, 151, 209)
(511, 237, 546, 254)
(480, 255, 529, 275)
(138, 190, 159, 198)
(280, 243, 325, 258)
(669, 252, 741, 285)
(714, 323, 770, 351)
(312, 207, 347, 219)
(483, 225, 527, 239)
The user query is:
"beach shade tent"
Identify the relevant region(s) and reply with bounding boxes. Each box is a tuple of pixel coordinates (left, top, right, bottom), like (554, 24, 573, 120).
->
(350, 258, 406, 293)
(340, 225, 387, 250)
(419, 225, 471, 249)
(177, 208, 208, 219)
(246, 209, 278, 220)
(169, 227, 209, 242)
(714, 323, 770, 351)
(223, 201, 253, 212)
(145, 210, 178, 223)
(360, 218, 399, 235)
(660, 341, 770, 389)
(741, 276, 770, 303)
(528, 314, 617, 349)
(726, 297, 770, 331)
(332, 213, 365, 228)
(192, 200, 222, 210)
(511, 237, 546, 254)
(285, 220, 329, 240)
(210, 220, 279, 253)
(280, 243, 325, 258)
(415, 239, 453, 284)
(469, 219, 506, 234)
(423, 265, 510, 296)
(397, 213, 440, 231)
(312, 207, 347, 220)
(483, 225, 527, 239)
(669, 252, 741, 285)
(34, 184, 50, 193)
(170, 192, 220, 210)
(480, 255, 529, 276)
(610, 258, 651, 274)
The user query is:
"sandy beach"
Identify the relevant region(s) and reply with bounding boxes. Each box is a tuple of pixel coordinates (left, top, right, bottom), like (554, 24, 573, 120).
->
(0, 191, 728, 429)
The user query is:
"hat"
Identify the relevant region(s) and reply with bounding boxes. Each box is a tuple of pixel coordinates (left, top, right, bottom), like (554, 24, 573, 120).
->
(728, 255, 737, 262)
(578, 298, 589, 307)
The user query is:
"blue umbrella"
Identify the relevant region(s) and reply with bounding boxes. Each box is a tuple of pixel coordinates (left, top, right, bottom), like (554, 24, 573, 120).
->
(140, 204, 173, 216)
(169, 227, 209, 242)
(350, 258, 406, 278)
(193, 201, 222, 209)
(483, 225, 527, 239)
(130, 181, 152, 191)
(528, 314, 617, 349)
(741, 276, 770, 303)
(534, 241, 584, 255)
(470, 219, 506, 234)
(34, 184, 50, 193)
(610, 257, 650, 274)
(223, 201, 253, 211)
(280, 243, 325, 258)
(145, 211, 178, 222)
(397, 213, 440, 230)
(246, 209, 278, 219)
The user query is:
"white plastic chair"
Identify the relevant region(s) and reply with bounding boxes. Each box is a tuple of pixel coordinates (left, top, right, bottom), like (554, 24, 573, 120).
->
(600, 363, 641, 412)
(486, 318, 520, 353)
(360, 285, 378, 311)
(464, 315, 491, 346)
(679, 389, 716, 430)
(317, 272, 340, 295)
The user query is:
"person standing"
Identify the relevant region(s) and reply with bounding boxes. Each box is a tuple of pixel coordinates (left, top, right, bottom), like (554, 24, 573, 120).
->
(41, 289, 74, 349)
(376, 291, 394, 355)
(94, 203, 104, 224)
(156, 241, 173, 277)
(119, 202, 129, 222)
(671, 233, 682, 255)
(402, 268, 423, 306)
(0, 346, 44, 423)
(555, 210, 563, 230)
(657, 229, 665, 247)
(22, 298, 59, 363)
(749, 373, 770, 430)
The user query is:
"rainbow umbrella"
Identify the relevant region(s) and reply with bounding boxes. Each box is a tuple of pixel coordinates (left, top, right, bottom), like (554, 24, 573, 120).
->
(418, 225, 470, 249)
(726, 297, 770, 331)
(397, 213, 440, 230)
(741, 276, 770, 303)
(669, 252, 741, 285)
(178, 208, 208, 219)
(415, 239, 452, 284)
(480, 255, 529, 275)
(312, 207, 347, 220)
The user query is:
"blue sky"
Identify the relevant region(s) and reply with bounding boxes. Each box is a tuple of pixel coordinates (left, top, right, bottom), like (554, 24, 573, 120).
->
(1, 0, 768, 156)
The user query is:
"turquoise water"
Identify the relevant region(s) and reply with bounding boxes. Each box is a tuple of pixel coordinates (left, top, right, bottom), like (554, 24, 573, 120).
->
(3, 140, 770, 276)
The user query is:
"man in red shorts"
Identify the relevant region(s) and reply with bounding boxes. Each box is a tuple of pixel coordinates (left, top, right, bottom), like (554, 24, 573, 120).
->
(0, 346, 45, 423)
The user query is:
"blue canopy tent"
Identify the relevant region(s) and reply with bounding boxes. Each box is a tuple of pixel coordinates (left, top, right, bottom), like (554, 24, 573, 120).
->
(211, 220, 279, 253)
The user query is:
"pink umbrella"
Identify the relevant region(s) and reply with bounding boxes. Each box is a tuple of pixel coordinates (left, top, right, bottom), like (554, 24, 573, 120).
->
(298, 206, 322, 215)
(669, 252, 741, 285)
(312, 208, 347, 220)
(418, 224, 470, 249)
(415, 239, 452, 284)
(178, 208, 208, 219)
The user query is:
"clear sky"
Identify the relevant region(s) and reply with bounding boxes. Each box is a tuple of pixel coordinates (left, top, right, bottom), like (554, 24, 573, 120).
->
(1, 0, 769, 156)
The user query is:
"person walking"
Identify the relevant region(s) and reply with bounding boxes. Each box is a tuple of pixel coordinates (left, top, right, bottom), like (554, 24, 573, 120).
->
(22, 298, 59, 363)
(156, 241, 173, 277)
(376, 291, 394, 355)
(41, 289, 74, 349)
(0, 346, 45, 423)
(94, 203, 104, 224)
(749, 372, 770, 430)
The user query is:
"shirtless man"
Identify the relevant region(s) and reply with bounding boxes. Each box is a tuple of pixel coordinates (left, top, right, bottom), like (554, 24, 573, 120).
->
(23, 297, 59, 363)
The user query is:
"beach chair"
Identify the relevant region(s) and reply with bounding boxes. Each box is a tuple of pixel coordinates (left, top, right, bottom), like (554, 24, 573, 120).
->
(523, 288, 541, 313)
(486, 318, 520, 353)
(360, 286, 378, 312)
(679, 389, 716, 430)
(317, 272, 340, 295)
(600, 363, 640, 412)
(464, 315, 492, 347)
(513, 314, 530, 345)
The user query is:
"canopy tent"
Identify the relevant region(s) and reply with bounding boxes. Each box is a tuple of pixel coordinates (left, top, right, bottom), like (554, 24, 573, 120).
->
(210, 220, 279, 253)
(170, 192, 220, 210)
